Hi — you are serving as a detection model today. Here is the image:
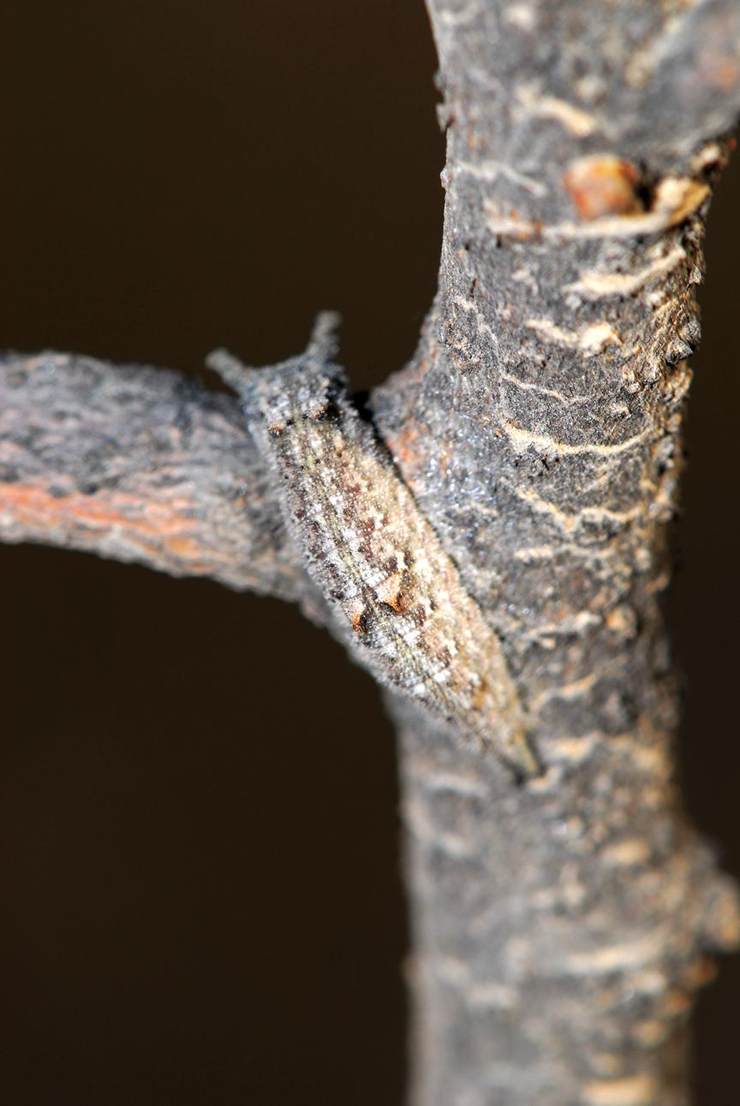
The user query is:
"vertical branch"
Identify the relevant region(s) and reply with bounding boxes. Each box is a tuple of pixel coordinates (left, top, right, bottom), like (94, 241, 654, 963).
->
(372, 2, 740, 1103)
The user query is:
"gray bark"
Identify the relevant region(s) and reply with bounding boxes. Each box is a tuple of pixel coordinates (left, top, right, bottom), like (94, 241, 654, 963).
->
(371, 3, 740, 1102)
(0, 353, 302, 599)
(3, 2, 740, 1104)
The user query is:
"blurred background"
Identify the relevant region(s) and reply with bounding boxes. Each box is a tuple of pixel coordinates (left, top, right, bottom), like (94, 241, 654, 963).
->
(0, 1, 737, 1103)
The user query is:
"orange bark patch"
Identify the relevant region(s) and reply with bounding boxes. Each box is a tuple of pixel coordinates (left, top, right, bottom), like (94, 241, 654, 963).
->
(564, 156, 642, 220)
(0, 482, 202, 563)
(384, 417, 450, 487)
(385, 420, 426, 484)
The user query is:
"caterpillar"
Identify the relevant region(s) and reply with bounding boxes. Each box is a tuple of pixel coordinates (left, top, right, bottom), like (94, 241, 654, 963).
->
(209, 317, 539, 780)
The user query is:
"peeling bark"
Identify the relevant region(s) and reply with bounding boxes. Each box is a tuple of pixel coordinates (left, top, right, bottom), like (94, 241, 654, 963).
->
(2, 2, 740, 1104)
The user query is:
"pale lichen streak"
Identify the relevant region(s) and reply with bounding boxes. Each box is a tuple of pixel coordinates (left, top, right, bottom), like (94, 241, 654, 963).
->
(209, 316, 540, 780)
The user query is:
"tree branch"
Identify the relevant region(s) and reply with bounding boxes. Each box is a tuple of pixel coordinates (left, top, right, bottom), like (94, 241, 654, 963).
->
(369, 2, 740, 1104)
(0, 353, 303, 600)
(2, 3, 740, 1104)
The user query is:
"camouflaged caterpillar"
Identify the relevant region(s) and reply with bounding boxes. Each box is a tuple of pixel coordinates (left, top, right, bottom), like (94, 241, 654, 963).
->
(209, 316, 539, 780)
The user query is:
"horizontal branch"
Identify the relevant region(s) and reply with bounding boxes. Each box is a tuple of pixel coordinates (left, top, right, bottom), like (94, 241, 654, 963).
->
(0, 353, 304, 600)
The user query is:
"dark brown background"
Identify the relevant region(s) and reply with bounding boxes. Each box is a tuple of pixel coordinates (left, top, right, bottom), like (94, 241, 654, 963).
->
(0, 2, 737, 1103)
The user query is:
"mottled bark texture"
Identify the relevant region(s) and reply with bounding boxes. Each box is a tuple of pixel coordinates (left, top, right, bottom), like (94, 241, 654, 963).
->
(2, 2, 740, 1105)
(369, 3, 740, 1105)
(0, 353, 301, 599)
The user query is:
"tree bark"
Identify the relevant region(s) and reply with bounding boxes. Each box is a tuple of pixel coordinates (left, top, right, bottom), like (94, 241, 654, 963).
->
(0, 353, 302, 599)
(3, 2, 740, 1104)
(371, 4, 740, 1102)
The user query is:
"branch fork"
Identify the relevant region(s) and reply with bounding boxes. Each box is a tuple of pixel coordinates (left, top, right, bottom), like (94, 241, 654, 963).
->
(4, 2, 740, 1102)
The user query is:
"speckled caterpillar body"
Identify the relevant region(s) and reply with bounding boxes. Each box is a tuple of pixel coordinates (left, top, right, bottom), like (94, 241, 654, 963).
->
(211, 332, 539, 779)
